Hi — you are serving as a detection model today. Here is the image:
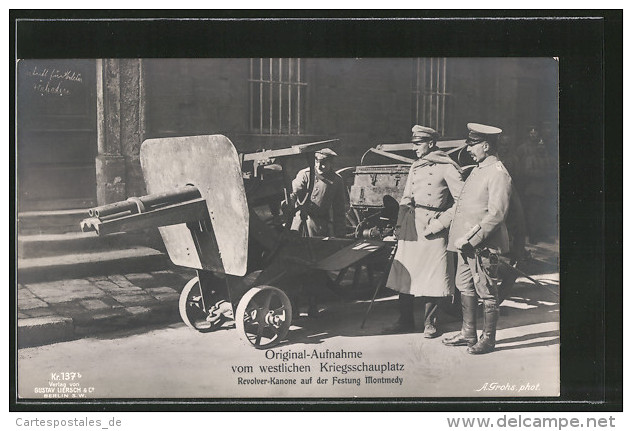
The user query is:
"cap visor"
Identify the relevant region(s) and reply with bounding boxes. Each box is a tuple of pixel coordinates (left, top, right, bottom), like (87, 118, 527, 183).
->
(465, 138, 484, 146)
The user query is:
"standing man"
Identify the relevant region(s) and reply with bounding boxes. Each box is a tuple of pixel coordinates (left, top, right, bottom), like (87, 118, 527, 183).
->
(383, 125, 464, 337)
(443, 123, 513, 355)
(288, 148, 348, 238)
(285, 148, 348, 317)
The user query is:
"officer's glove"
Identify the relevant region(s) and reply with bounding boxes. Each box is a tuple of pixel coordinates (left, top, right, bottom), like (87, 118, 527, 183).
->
(423, 218, 445, 238)
(455, 236, 475, 257)
(280, 199, 293, 220)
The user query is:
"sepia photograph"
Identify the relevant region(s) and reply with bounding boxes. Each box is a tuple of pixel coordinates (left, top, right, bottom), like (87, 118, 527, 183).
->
(15, 55, 560, 399)
(11, 12, 617, 411)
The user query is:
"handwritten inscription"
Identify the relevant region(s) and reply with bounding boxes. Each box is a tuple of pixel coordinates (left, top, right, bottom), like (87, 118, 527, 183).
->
(27, 65, 84, 97)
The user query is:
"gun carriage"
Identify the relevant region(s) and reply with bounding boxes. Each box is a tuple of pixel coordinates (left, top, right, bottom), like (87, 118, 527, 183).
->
(81, 135, 395, 349)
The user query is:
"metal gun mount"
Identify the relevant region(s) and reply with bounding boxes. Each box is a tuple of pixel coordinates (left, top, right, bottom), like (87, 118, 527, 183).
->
(80, 135, 394, 349)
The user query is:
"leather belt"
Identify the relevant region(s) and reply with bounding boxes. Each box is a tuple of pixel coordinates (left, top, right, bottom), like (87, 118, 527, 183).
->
(414, 204, 445, 212)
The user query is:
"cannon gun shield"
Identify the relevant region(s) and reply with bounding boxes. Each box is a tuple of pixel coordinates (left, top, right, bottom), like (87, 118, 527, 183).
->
(141, 135, 249, 276)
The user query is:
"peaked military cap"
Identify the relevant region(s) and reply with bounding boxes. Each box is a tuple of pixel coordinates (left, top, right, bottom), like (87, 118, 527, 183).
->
(411, 125, 439, 142)
(465, 123, 503, 145)
(315, 148, 338, 159)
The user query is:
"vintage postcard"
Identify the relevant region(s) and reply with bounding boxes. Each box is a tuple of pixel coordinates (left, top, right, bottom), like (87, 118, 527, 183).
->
(15, 54, 560, 400)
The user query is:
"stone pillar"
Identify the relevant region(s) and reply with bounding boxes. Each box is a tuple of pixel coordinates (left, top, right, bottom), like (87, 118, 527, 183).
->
(120, 59, 147, 198)
(95, 59, 146, 204)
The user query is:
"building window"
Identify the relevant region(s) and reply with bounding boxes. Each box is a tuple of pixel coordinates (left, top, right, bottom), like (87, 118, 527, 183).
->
(412, 58, 451, 137)
(249, 58, 306, 135)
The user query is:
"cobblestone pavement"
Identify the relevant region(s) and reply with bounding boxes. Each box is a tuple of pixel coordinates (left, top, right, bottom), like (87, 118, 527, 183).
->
(17, 268, 196, 348)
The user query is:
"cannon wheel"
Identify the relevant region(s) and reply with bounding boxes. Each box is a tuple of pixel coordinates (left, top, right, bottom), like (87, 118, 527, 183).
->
(179, 277, 228, 332)
(235, 285, 292, 349)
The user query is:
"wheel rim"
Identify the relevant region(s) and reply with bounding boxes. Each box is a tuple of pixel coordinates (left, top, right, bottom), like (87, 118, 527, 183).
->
(235, 286, 292, 349)
(179, 277, 220, 332)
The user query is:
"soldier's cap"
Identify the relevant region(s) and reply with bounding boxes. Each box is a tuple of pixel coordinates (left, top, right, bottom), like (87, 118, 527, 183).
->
(465, 123, 503, 145)
(411, 125, 439, 142)
(315, 148, 338, 160)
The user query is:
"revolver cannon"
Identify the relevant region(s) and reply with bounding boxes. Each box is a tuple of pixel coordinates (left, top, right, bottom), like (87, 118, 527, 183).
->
(81, 186, 205, 235)
(81, 135, 395, 349)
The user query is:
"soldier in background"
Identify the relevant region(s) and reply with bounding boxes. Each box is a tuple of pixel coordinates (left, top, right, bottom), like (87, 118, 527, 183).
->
(497, 135, 519, 180)
(287, 148, 347, 238)
(284, 148, 348, 317)
(540, 121, 558, 166)
(443, 123, 512, 355)
(515, 125, 556, 244)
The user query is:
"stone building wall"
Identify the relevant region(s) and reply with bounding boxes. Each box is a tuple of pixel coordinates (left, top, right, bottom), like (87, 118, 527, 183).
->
(107, 57, 558, 202)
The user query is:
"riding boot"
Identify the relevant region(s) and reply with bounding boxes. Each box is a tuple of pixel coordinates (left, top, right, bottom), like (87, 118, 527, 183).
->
(442, 294, 478, 346)
(382, 293, 415, 334)
(422, 297, 440, 338)
(467, 301, 499, 354)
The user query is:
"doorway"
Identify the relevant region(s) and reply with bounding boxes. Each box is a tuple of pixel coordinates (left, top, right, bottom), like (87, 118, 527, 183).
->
(17, 59, 97, 211)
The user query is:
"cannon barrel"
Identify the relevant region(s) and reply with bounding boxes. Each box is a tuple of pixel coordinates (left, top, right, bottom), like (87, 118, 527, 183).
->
(88, 186, 201, 218)
(81, 185, 208, 236)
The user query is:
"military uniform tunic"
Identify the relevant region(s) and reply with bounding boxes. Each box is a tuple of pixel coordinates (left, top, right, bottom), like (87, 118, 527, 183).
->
(447, 155, 512, 300)
(290, 168, 347, 237)
(386, 151, 465, 297)
(447, 155, 512, 253)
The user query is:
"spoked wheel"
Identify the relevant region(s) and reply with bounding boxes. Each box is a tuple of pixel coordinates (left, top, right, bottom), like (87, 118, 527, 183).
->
(336, 167, 364, 238)
(345, 207, 361, 238)
(179, 277, 232, 332)
(235, 285, 292, 349)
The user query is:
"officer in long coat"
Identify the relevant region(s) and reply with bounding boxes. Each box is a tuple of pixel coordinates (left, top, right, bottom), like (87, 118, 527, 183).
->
(289, 148, 347, 238)
(384, 125, 465, 337)
(443, 123, 513, 355)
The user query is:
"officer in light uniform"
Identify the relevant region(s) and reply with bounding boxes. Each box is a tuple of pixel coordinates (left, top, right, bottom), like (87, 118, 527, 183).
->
(384, 125, 465, 337)
(443, 123, 513, 354)
(289, 148, 347, 238)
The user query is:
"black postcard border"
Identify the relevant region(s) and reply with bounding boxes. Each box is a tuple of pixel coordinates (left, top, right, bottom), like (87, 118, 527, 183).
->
(9, 9, 623, 412)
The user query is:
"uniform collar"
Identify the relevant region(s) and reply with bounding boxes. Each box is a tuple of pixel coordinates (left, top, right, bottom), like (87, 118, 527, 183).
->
(315, 170, 335, 184)
(413, 150, 463, 172)
(477, 155, 499, 168)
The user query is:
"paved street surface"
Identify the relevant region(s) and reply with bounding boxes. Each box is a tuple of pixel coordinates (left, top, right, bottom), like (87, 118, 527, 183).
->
(17, 269, 196, 348)
(17, 271, 559, 399)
